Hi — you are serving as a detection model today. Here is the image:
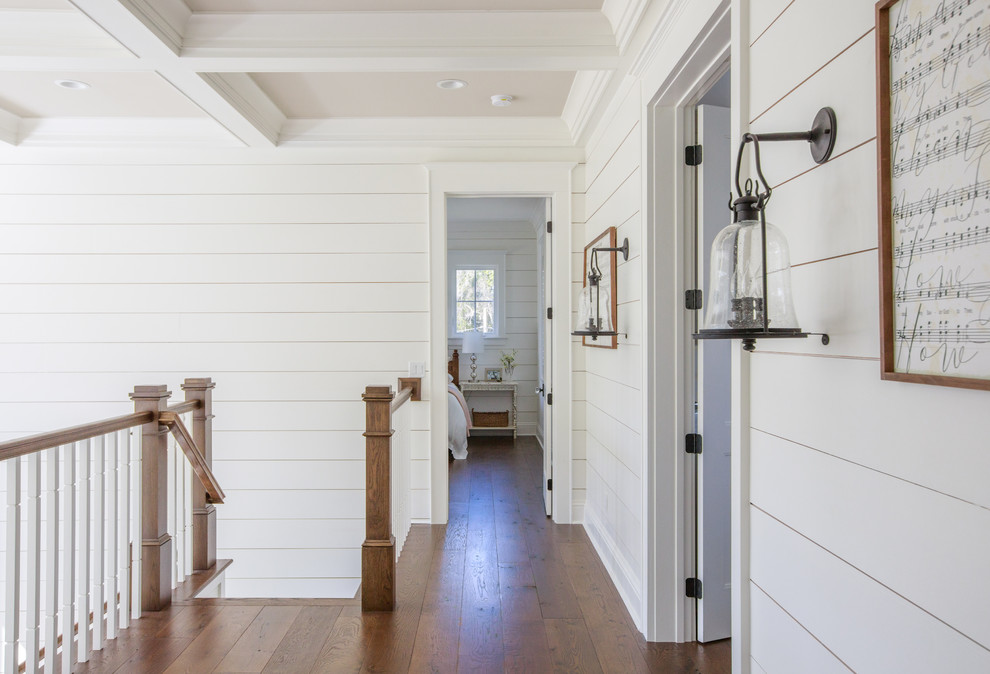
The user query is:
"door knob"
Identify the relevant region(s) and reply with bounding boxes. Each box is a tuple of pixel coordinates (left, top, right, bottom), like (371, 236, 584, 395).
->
(536, 385, 545, 395)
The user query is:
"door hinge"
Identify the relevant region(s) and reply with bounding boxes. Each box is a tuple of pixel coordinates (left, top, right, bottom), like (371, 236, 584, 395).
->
(547, 478, 553, 491)
(685, 144, 703, 166)
(547, 307, 553, 320)
(546, 220, 552, 233)
(686, 577, 703, 599)
(547, 393, 553, 406)
(686, 433, 702, 454)
(685, 289, 703, 310)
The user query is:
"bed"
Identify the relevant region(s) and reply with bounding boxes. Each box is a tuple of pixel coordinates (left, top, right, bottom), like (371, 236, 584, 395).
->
(447, 349, 471, 460)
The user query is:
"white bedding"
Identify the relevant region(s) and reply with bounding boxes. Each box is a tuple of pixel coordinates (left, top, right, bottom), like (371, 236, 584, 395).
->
(448, 380, 471, 460)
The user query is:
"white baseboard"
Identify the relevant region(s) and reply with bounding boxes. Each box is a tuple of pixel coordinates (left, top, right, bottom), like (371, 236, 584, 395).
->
(571, 493, 585, 522)
(583, 505, 644, 633)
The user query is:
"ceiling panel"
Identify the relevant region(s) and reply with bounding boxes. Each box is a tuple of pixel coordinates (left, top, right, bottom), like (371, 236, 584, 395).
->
(250, 71, 575, 118)
(187, 0, 603, 11)
(0, 72, 207, 117)
(0, 1, 70, 7)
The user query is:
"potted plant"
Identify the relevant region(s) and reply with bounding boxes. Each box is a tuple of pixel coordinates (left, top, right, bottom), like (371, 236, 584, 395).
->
(499, 349, 517, 381)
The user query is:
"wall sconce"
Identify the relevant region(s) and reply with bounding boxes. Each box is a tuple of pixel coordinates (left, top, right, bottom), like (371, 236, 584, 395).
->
(694, 107, 836, 352)
(572, 237, 629, 340)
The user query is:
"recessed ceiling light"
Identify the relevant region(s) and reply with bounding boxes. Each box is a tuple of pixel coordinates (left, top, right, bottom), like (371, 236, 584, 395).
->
(55, 79, 91, 90)
(437, 79, 467, 90)
(491, 94, 513, 107)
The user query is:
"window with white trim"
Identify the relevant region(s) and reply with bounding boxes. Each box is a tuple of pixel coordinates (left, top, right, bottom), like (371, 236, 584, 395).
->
(448, 251, 506, 339)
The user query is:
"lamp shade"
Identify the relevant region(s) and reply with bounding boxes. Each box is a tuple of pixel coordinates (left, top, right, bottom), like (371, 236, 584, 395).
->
(574, 284, 613, 335)
(461, 330, 485, 355)
(702, 203, 800, 333)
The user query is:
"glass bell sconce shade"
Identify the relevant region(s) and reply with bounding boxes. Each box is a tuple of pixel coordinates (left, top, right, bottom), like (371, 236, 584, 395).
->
(695, 108, 837, 352)
(572, 238, 629, 340)
(701, 195, 800, 334)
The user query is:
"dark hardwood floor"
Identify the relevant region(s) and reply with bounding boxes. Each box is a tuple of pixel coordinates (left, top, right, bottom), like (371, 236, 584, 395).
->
(76, 435, 729, 673)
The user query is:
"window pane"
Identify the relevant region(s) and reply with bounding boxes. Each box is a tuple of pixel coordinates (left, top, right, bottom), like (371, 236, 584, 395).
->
(478, 301, 494, 333)
(476, 269, 494, 301)
(456, 270, 476, 302)
(456, 301, 475, 333)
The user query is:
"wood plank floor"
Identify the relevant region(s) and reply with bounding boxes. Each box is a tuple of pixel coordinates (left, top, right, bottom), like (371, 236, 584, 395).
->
(76, 435, 729, 673)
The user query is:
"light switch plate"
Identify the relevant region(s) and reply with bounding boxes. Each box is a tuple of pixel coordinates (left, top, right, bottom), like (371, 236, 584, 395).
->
(408, 361, 425, 377)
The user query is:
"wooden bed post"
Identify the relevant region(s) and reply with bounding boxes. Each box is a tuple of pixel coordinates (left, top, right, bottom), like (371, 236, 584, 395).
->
(362, 385, 395, 611)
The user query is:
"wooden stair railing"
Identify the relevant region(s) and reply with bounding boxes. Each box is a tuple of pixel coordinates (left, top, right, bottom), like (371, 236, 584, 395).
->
(0, 377, 223, 672)
(361, 377, 421, 612)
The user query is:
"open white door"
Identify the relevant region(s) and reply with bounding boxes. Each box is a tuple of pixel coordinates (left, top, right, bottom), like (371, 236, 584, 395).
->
(696, 103, 732, 642)
(539, 198, 553, 516)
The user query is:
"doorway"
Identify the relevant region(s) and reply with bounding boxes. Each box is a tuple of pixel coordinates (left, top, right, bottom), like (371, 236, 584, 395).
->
(444, 197, 552, 516)
(690, 71, 732, 643)
(427, 165, 572, 528)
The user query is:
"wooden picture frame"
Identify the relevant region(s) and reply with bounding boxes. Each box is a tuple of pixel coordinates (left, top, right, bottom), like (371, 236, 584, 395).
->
(484, 367, 502, 382)
(876, 0, 990, 390)
(582, 227, 619, 349)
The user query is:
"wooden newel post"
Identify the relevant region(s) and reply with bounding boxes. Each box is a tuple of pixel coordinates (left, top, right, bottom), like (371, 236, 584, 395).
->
(362, 385, 395, 611)
(129, 385, 172, 612)
(183, 378, 216, 572)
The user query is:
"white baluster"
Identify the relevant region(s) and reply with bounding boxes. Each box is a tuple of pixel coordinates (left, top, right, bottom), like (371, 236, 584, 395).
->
(43, 449, 58, 674)
(76, 440, 90, 662)
(117, 429, 130, 631)
(4, 459, 21, 674)
(24, 453, 41, 674)
(60, 444, 76, 674)
(91, 436, 104, 651)
(106, 432, 118, 641)
(167, 432, 177, 589)
(129, 429, 141, 622)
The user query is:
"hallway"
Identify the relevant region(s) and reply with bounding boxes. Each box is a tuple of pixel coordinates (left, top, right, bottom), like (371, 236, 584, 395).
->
(76, 436, 728, 672)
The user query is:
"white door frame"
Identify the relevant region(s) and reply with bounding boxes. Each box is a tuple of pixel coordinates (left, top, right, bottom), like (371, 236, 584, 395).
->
(427, 163, 574, 525)
(641, 3, 751, 666)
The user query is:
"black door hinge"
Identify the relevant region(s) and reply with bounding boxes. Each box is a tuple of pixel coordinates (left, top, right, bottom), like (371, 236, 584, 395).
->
(685, 289, 703, 310)
(546, 220, 552, 233)
(547, 307, 553, 320)
(685, 144, 703, 166)
(686, 433, 702, 454)
(686, 578, 703, 599)
(547, 478, 553, 491)
(547, 393, 553, 406)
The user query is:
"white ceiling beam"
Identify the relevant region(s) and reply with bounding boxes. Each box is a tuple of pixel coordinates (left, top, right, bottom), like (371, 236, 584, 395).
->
(182, 11, 615, 52)
(68, 0, 279, 147)
(0, 107, 21, 146)
(16, 117, 238, 148)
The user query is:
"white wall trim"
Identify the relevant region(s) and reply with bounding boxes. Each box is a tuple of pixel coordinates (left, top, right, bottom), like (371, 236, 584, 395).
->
(0, 107, 20, 146)
(427, 163, 574, 525)
(584, 504, 643, 627)
(561, 70, 616, 147)
(640, 0, 732, 644)
(16, 117, 238, 147)
(602, 0, 652, 54)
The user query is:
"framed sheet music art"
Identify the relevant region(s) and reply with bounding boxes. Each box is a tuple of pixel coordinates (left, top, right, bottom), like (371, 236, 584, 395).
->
(876, 0, 990, 390)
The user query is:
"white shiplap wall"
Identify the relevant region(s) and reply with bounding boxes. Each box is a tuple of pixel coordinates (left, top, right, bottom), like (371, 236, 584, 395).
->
(576, 79, 646, 615)
(447, 217, 540, 436)
(0, 158, 430, 598)
(745, 1, 990, 671)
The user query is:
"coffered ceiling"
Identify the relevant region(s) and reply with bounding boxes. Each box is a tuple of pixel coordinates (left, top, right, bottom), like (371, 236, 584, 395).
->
(0, 0, 654, 148)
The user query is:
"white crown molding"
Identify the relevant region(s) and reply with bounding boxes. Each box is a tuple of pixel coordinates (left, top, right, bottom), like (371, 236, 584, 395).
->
(629, 0, 693, 78)
(0, 107, 20, 146)
(16, 117, 237, 148)
(279, 117, 575, 148)
(199, 73, 285, 146)
(561, 69, 615, 145)
(601, 0, 652, 55)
